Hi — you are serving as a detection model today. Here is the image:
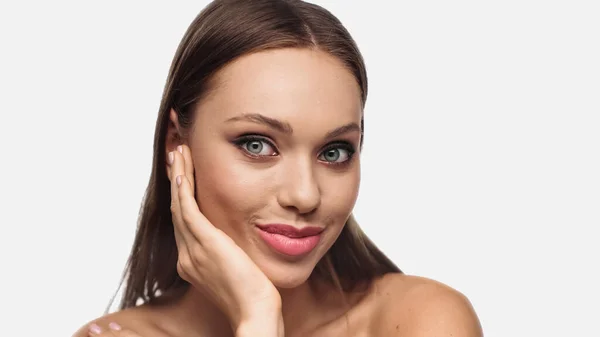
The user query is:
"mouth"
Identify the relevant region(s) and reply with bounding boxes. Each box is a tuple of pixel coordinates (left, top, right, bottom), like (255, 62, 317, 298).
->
(255, 224, 324, 257)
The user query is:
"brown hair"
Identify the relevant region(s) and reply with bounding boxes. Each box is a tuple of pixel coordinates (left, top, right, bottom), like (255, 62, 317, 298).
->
(114, 0, 400, 310)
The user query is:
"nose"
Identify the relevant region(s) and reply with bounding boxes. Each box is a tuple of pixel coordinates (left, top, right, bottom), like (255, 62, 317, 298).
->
(277, 159, 321, 214)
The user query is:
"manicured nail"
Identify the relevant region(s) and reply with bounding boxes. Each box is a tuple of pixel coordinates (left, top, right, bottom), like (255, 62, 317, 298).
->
(89, 323, 102, 334)
(168, 151, 174, 165)
(176, 175, 182, 186)
(177, 145, 183, 153)
(109, 322, 122, 331)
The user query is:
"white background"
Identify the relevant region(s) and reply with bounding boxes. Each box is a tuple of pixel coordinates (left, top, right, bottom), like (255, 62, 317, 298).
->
(0, 1, 598, 336)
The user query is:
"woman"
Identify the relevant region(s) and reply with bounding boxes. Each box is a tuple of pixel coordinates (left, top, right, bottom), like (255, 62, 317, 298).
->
(75, 0, 482, 336)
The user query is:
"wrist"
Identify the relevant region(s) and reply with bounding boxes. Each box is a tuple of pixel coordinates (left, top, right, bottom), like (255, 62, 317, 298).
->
(235, 306, 284, 337)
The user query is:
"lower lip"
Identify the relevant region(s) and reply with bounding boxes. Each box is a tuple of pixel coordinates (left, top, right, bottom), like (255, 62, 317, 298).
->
(257, 229, 321, 256)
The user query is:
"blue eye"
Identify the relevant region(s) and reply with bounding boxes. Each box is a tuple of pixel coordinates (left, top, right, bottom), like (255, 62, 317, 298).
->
(234, 135, 355, 166)
(236, 136, 278, 157)
(318, 145, 355, 164)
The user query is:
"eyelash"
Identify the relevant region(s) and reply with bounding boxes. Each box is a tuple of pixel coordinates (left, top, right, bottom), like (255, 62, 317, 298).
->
(233, 134, 356, 167)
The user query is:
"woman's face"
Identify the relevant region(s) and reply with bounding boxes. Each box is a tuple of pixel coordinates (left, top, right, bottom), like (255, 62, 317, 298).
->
(185, 48, 362, 288)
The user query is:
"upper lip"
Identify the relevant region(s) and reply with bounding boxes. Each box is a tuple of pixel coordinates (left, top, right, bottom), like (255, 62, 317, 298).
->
(256, 224, 324, 238)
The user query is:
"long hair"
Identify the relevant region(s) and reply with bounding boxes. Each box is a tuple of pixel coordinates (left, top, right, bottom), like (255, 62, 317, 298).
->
(114, 0, 400, 310)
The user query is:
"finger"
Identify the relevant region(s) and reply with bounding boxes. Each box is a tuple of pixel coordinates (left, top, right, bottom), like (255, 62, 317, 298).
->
(169, 148, 187, 234)
(89, 331, 116, 337)
(90, 322, 141, 337)
(87, 323, 115, 336)
(177, 174, 218, 242)
(180, 144, 196, 197)
(169, 148, 196, 254)
(107, 323, 142, 337)
(113, 329, 142, 337)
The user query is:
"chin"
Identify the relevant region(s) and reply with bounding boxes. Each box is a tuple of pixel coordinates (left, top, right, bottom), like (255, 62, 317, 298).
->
(275, 274, 312, 289)
(255, 255, 321, 289)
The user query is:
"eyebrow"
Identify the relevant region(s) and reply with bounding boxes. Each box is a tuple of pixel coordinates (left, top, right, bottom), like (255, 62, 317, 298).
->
(226, 113, 293, 134)
(226, 112, 361, 140)
(325, 122, 361, 140)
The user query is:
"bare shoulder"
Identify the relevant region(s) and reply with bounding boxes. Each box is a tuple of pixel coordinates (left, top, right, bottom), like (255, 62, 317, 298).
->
(71, 305, 165, 337)
(369, 273, 483, 337)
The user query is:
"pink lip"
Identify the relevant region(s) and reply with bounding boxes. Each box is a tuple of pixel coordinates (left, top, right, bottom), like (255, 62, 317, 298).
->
(256, 224, 323, 256)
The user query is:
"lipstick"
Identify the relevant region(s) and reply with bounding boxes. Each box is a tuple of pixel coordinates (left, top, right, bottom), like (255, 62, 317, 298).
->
(256, 224, 323, 256)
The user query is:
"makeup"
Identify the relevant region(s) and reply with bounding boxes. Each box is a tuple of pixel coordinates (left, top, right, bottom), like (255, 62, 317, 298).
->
(255, 224, 323, 256)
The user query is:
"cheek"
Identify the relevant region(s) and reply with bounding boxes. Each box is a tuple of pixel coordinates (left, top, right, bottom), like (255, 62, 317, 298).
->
(325, 169, 360, 217)
(192, 153, 273, 231)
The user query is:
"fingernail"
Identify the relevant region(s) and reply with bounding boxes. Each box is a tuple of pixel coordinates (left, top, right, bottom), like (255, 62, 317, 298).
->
(177, 145, 183, 153)
(168, 151, 174, 165)
(176, 175, 182, 186)
(109, 322, 122, 331)
(89, 323, 102, 334)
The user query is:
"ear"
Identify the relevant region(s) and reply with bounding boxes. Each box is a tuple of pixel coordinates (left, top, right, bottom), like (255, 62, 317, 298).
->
(165, 108, 182, 177)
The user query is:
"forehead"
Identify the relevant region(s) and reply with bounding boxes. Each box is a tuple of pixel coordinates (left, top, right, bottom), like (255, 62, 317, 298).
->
(198, 48, 363, 126)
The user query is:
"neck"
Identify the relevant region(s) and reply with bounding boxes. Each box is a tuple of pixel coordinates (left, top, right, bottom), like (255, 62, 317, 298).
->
(162, 279, 349, 336)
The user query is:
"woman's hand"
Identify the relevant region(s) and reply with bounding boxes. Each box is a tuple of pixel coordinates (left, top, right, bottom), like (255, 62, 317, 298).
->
(86, 322, 138, 337)
(167, 145, 283, 335)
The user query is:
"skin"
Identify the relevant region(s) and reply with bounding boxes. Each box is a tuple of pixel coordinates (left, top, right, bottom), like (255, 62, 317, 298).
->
(184, 47, 363, 290)
(73, 48, 483, 337)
